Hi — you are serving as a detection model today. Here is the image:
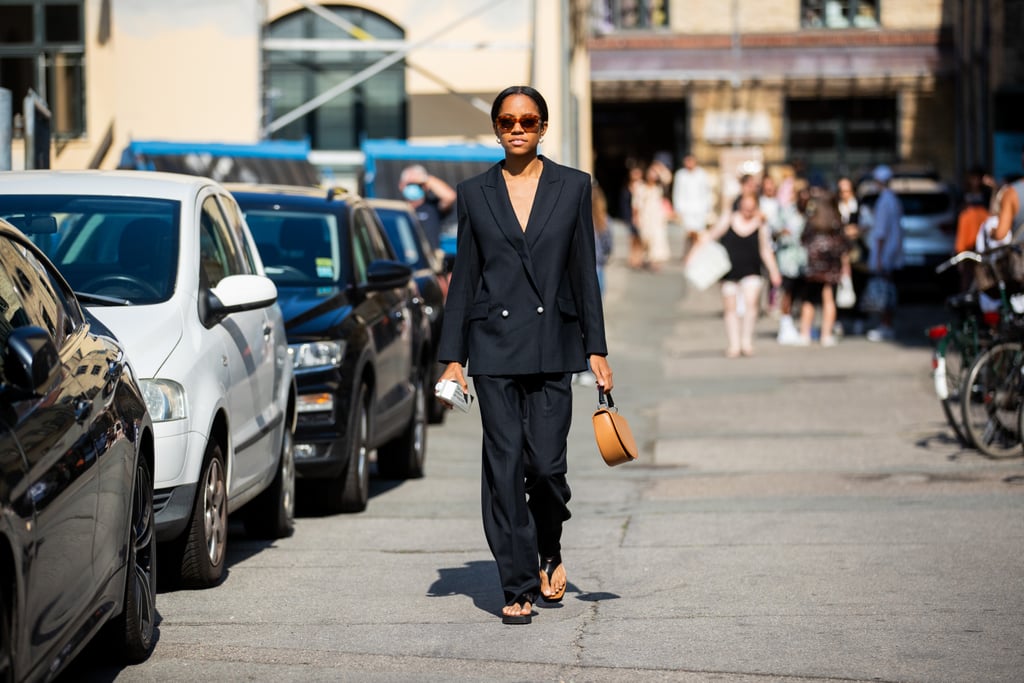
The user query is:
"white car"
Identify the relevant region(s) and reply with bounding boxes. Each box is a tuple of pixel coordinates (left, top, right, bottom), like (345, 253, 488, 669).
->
(0, 171, 297, 588)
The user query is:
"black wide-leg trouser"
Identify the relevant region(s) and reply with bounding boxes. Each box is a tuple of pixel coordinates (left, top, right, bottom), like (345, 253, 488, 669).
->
(474, 373, 573, 604)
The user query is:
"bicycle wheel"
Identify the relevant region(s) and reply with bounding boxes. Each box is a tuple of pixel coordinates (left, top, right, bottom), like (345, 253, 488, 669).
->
(936, 332, 972, 446)
(961, 341, 1024, 458)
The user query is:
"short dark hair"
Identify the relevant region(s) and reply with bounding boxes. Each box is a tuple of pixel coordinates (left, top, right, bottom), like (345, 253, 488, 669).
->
(490, 85, 549, 123)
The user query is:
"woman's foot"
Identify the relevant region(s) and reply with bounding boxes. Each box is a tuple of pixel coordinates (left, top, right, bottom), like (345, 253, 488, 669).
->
(501, 596, 533, 624)
(740, 345, 755, 357)
(539, 557, 566, 602)
(725, 348, 741, 358)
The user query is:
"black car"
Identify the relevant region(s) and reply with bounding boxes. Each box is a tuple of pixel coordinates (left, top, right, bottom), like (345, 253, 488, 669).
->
(0, 218, 156, 678)
(229, 185, 432, 513)
(368, 198, 450, 424)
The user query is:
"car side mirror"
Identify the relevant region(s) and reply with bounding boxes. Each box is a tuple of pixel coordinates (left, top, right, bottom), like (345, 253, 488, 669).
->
(365, 259, 412, 291)
(202, 274, 278, 327)
(2, 326, 61, 397)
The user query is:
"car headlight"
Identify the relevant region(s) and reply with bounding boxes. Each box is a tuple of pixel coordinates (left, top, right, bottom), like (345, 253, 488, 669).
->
(289, 340, 345, 370)
(139, 379, 187, 422)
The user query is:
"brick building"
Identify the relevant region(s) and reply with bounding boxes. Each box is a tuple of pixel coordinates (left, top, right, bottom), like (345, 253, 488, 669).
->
(588, 0, 962, 210)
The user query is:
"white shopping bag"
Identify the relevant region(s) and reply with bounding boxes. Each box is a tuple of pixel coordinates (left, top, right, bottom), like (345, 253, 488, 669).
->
(684, 240, 731, 291)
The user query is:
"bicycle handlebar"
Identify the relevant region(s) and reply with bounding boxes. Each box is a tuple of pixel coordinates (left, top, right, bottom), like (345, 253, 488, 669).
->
(935, 251, 982, 274)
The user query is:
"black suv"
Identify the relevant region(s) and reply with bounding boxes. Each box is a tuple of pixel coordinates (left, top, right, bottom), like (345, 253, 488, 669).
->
(230, 185, 432, 513)
(368, 198, 450, 424)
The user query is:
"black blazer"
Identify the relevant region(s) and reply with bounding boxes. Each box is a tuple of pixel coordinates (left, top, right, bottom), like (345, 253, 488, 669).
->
(438, 156, 607, 376)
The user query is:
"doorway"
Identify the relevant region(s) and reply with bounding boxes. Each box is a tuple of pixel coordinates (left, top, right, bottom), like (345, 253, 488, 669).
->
(592, 100, 686, 219)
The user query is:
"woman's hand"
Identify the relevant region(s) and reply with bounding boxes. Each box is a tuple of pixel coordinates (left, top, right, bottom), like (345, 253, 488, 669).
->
(588, 355, 613, 393)
(437, 362, 468, 409)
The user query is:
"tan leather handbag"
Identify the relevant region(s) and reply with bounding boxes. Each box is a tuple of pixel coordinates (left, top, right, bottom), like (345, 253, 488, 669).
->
(592, 389, 638, 467)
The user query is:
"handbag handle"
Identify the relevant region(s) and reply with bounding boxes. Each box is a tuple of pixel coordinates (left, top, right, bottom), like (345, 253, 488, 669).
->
(596, 386, 615, 409)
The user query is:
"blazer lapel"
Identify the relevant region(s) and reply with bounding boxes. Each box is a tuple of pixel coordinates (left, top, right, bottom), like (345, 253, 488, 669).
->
(481, 163, 542, 296)
(525, 157, 563, 249)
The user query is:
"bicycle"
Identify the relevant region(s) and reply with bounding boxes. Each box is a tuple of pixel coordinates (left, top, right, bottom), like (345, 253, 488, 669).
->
(928, 251, 1001, 446)
(959, 245, 1024, 458)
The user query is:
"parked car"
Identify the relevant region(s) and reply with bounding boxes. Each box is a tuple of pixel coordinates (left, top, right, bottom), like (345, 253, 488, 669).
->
(857, 175, 957, 272)
(228, 184, 432, 513)
(367, 198, 450, 424)
(0, 171, 297, 589)
(0, 217, 156, 678)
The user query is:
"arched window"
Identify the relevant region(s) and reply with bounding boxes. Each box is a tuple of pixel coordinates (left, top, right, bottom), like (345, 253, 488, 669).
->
(265, 5, 405, 150)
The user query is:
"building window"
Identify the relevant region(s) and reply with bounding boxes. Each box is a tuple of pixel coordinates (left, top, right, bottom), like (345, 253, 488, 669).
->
(787, 97, 897, 181)
(0, 0, 86, 138)
(265, 5, 405, 151)
(801, 1, 879, 29)
(592, 0, 669, 34)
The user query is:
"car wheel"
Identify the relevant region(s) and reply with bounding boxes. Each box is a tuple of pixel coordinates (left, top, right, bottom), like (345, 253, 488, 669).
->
(178, 442, 228, 587)
(377, 370, 428, 480)
(338, 384, 371, 512)
(244, 423, 295, 539)
(110, 454, 156, 662)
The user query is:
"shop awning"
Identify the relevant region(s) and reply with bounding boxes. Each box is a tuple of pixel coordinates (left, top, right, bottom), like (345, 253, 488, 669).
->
(591, 42, 952, 84)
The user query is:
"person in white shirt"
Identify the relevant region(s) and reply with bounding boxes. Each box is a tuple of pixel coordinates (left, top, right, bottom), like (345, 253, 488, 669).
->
(673, 154, 712, 251)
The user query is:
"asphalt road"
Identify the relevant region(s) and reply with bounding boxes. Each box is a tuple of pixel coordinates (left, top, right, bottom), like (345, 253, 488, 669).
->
(65, 224, 1023, 682)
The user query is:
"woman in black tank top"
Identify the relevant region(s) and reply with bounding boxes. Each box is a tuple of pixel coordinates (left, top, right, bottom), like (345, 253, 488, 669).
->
(699, 194, 782, 357)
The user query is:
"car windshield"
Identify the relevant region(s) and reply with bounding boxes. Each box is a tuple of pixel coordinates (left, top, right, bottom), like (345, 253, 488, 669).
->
(376, 208, 429, 271)
(0, 195, 180, 305)
(242, 209, 349, 285)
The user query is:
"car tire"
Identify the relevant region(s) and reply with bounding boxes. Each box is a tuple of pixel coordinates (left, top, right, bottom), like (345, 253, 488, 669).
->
(109, 453, 156, 662)
(338, 384, 371, 512)
(310, 384, 370, 514)
(172, 442, 228, 588)
(377, 369, 428, 480)
(243, 424, 295, 539)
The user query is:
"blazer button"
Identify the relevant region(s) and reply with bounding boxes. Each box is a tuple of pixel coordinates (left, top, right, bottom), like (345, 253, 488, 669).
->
(501, 309, 510, 318)
(536, 306, 544, 314)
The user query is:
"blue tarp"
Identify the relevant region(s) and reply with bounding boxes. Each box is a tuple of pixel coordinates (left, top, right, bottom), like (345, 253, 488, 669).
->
(361, 139, 503, 199)
(119, 139, 320, 186)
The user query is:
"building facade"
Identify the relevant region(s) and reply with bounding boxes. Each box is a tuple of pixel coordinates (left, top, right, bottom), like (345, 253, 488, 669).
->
(0, 0, 587, 189)
(588, 0, 962, 211)
(1, 0, 1020, 199)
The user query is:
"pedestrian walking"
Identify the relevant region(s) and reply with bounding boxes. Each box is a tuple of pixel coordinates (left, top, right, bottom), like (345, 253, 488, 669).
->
(436, 85, 613, 626)
(632, 160, 672, 271)
(620, 161, 646, 269)
(774, 187, 810, 344)
(702, 193, 782, 357)
(796, 188, 848, 346)
(672, 153, 712, 254)
(863, 165, 903, 342)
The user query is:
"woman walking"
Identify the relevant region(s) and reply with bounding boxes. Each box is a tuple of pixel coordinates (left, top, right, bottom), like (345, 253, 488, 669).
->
(702, 194, 782, 357)
(632, 160, 673, 271)
(436, 86, 613, 625)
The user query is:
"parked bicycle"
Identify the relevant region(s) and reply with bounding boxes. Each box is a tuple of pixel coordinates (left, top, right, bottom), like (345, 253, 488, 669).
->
(958, 244, 1024, 458)
(928, 251, 1001, 446)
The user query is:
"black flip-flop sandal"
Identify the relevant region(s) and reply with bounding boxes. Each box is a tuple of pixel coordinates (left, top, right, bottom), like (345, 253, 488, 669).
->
(501, 593, 534, 625)
(540, 556, 566, 603)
